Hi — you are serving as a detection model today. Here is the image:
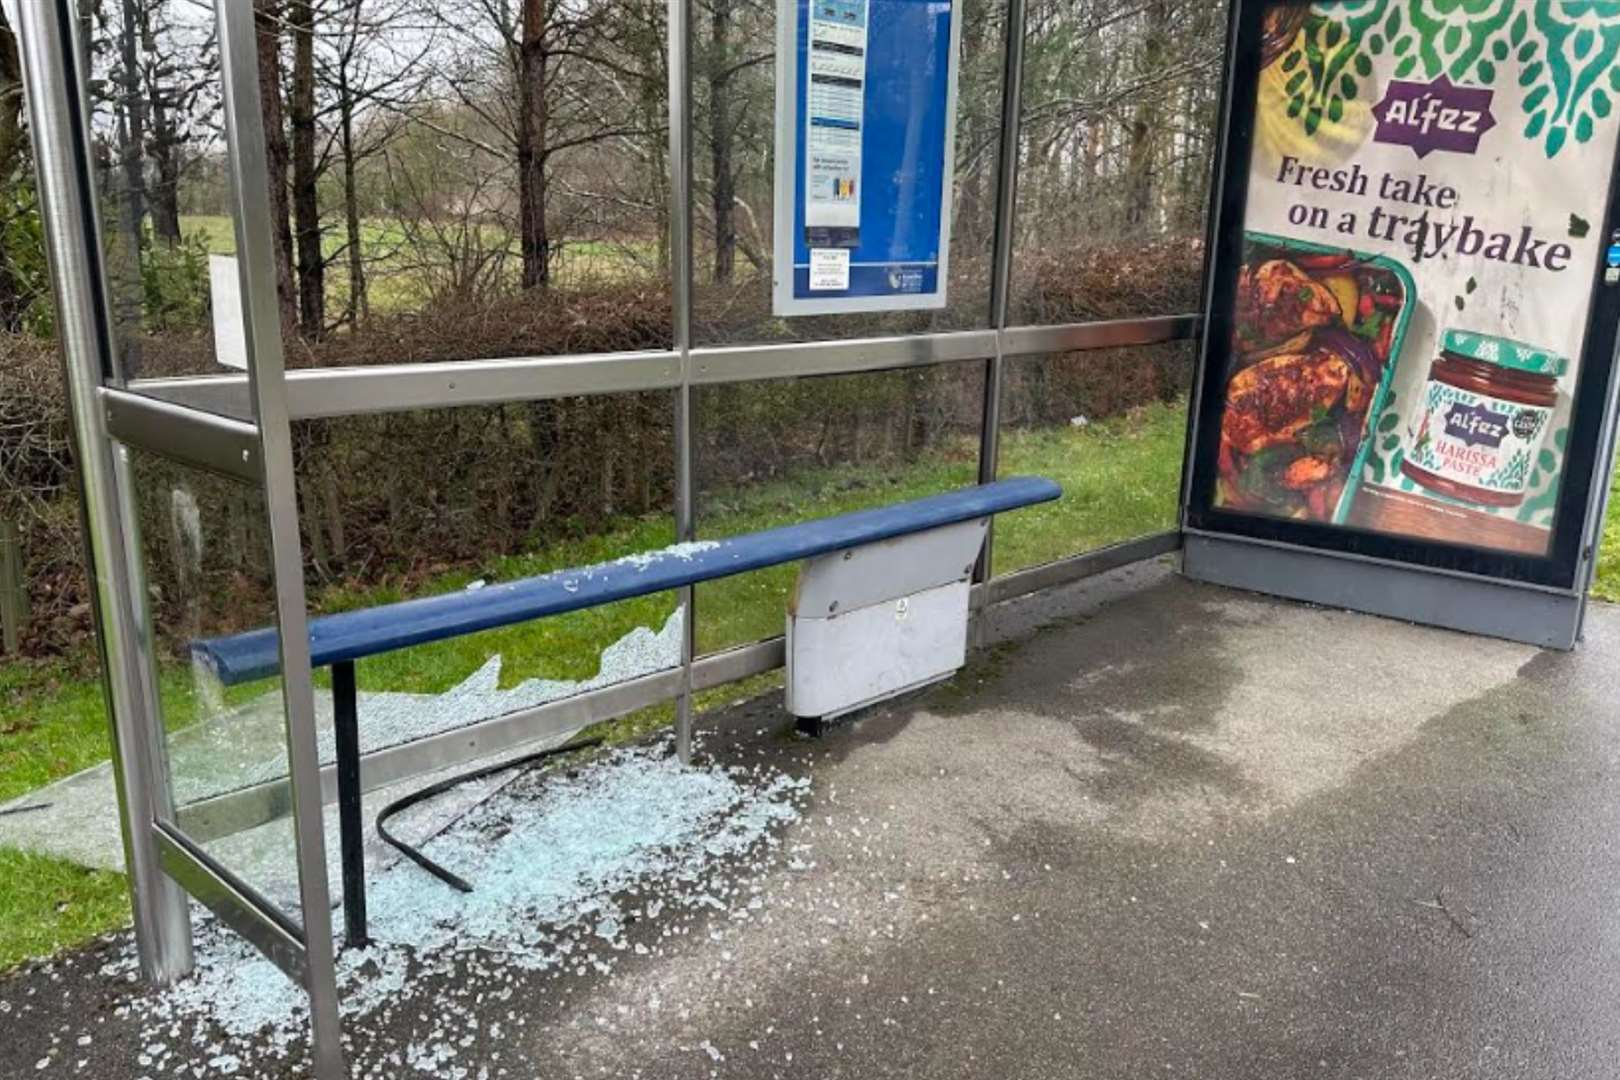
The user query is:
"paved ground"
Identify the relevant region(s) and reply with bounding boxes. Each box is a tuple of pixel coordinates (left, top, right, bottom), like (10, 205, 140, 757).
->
(5, 559, 1620, 1078)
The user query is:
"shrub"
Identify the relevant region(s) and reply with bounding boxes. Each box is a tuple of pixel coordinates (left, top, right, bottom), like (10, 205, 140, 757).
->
(140, 232, 213, 333)
(1, 242, 1208, 660)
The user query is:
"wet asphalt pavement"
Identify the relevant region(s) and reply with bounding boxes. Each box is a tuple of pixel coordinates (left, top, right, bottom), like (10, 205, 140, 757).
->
(4, 559, 1619, 1078)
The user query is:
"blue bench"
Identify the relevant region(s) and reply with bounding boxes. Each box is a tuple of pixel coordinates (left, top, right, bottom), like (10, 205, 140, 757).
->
(193, 477, 1061, 944)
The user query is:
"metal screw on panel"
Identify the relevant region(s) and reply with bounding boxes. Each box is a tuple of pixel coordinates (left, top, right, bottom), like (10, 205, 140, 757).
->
(843, 550, 853, 560)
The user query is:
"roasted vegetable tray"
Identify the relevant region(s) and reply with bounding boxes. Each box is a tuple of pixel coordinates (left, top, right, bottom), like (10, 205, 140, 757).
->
(1218, 231, 1417, 526)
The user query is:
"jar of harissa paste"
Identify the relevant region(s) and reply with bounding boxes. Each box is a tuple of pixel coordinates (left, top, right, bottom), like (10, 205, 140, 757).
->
(1399, 330, 1565, 508)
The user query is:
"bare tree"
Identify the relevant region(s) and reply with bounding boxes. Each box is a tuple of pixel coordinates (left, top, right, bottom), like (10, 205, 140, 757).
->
(0, 8, 28, 331)
(514, 0, 549, 287)
(250, 0, 300, 331)
(317, 0, 425, 324)
(289, 0, 324, 337)
(134, 0, 215, 248)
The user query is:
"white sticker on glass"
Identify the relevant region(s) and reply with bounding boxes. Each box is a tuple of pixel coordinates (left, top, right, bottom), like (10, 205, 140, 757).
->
(809, 248, 851, 291)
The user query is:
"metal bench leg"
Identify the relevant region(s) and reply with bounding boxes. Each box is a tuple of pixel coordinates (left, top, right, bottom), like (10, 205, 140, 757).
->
(331, 660, 368, 948)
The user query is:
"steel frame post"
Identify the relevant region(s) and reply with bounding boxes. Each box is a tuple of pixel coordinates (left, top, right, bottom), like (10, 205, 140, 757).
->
(670, 0, 698, 765)
(331, 661, 368, 947)
(214, 1, 347, 1074)
(1571, 332, 1620, 641)
(15, 0, 195, 984)
(976, 0, 1028, 589)
(1180, 0, 1245, 530)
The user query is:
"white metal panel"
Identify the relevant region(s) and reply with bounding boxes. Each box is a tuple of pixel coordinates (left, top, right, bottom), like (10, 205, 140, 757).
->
(789, 518, 987, 616)
(786, 580, 969, 720)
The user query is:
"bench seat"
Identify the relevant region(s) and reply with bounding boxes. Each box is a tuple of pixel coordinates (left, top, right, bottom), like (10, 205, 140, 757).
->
(188, 475, 1060, 948)
(193, 476, 1061, 686)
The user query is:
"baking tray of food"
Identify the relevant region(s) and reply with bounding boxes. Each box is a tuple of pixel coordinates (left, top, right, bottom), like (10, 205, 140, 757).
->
(1215, 231, 1416, 525)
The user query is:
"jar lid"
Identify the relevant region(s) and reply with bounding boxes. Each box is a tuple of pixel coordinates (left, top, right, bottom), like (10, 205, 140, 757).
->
(1442, 329, 1568, 376)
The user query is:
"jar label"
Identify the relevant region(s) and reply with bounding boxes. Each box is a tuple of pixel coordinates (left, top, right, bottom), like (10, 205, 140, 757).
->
(1404, 381, 1550, 497)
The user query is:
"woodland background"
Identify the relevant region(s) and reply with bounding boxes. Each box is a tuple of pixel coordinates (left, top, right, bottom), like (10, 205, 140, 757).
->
(0, 0, 1226, 659)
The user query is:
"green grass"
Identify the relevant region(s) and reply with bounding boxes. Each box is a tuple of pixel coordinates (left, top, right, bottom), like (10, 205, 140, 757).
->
(0, 403, 1188, 970)
(3, 395, 1613, 970)
(0, 663, 138, 970)
(1, 662, 125, 804)
(0, 850, 129, 970)
(1595, 455, 1620, 604)
(180, 215, 659, 315)
(0, 662, 254, 805)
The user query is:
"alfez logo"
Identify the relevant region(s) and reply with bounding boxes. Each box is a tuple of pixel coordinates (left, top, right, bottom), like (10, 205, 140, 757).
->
(1372, 76, 1496, 159)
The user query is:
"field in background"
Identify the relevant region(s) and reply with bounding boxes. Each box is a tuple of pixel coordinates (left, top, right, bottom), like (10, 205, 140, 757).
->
(180, 215, 662, 314)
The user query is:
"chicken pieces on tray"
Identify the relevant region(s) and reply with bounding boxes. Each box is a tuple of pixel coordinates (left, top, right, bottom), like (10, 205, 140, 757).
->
(1215, 245, 1407, 522)
(1222, 350, 1356, 456)
(1234, 260, 1343, 354)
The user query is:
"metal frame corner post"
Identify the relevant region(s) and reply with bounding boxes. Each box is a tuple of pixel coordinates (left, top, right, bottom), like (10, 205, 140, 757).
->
(975, 0, 1028, 593)
(1178, 0, 1245, 533)
(1573, 332, 1620, 641)
(670, 0, 697, 765)
(15, 0, 194, 984)
(215, 0, 347, 1075)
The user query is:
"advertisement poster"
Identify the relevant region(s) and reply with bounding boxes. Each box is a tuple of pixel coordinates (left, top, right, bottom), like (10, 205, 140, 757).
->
(1198, 0, 1620, 562)
(773, 0, 961, 316)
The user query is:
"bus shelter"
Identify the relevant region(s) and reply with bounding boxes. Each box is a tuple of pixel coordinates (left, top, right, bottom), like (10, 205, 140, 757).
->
(14, 0, 1620, 1075)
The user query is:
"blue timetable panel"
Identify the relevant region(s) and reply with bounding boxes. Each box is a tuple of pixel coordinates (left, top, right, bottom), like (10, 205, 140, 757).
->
(774, 0, 959, 315)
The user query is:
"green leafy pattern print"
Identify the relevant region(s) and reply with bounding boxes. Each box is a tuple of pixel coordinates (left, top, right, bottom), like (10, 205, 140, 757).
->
(1277, 1, 1620, 157)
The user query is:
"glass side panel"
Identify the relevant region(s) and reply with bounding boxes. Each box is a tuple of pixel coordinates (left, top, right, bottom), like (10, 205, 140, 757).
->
(1007, 0, 1228, 325)
(104, 0, 672, 416)
(993, 343, 1193, 576)
(126, 448, 303, 926)
(694, 362, 985, 654)
(85, 2, 246, 412)
(292, 392, 681, 753)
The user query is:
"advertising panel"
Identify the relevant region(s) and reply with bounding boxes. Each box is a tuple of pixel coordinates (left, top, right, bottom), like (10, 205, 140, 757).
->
(1188, 0, 1620, 588)
(773, 0, 961, 315)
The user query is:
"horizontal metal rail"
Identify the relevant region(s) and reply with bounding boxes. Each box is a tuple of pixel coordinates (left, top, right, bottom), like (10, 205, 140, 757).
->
(125, 315, 1203, 421)
(172, 533, 1177, 842)
(129, 349, 682, 422)
(153, 820, 307, 982)
(979, 531, 1182, 607)
(1000, 314, 1200, 359)
(176, 662, 686, 842)
(691, 329, 998, 384)
(100, 387, 261, 481)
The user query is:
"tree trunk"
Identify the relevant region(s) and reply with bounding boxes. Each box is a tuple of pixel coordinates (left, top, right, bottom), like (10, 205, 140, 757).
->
(1122, 0, 1172, 231)
(338, 70, 368, 324)
(708, 0, 736, 283)
(517, 0, 551, 289)
(147, 130, 182, 246)
(0, 9, 28, 331)
(289, 0, 324, 339)
(110, 0, 148, 376)
(254, 0, 299, 332)
(138, 3, 182, 246)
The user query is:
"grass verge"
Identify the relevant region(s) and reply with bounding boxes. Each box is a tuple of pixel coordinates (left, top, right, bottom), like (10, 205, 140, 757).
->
(1593, 455, 1620, 604)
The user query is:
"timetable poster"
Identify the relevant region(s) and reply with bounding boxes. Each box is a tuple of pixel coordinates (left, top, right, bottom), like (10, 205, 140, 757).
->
(774, 0, 961, 315)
